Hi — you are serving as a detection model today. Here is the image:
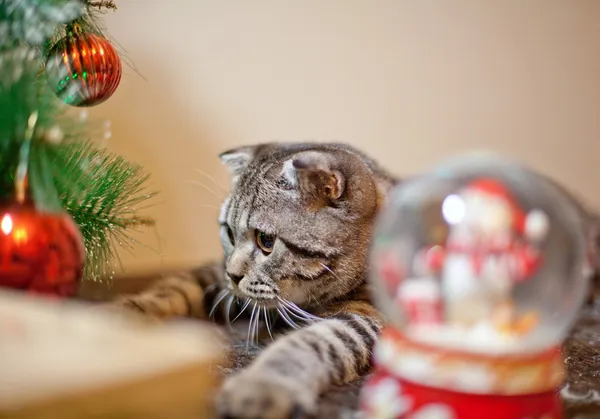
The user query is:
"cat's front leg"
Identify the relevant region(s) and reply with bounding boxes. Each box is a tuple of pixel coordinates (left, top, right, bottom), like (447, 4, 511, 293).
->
(105, 261, 230, 321)
(217, 305, 381, 419)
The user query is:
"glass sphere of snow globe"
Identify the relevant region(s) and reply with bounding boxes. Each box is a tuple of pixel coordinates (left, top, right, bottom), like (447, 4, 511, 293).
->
(370, 154, 590, 355)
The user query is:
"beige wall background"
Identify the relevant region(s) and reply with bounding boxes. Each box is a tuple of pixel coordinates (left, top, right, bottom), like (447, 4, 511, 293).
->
(92, 1, 600, 273)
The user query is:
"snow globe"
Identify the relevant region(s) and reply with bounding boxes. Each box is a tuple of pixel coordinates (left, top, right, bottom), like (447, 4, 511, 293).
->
(361, 154, 591, 419)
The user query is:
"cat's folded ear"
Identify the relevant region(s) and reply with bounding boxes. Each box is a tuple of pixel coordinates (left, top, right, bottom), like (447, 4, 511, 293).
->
(219, 146, 256, 179)
(219, 144, 278, 182)
(283, 152, 345, 204)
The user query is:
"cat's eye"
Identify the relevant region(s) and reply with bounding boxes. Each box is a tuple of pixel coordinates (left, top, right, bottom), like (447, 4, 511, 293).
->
(256, 231, 275, 254)
(226, 226, 235, 244)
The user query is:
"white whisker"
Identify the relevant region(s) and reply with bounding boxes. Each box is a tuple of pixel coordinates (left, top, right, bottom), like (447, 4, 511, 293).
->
(319, 262, 342, 281)
(277, 297, 308, 319)
(278, 299, 309, 319)
(232, 299, 251, 322)
(253, 305, 261, 346)
(246, 302, 258, 349)
(277, 297, 320, 321)
(263, 306, 274, 341)
(224, 295, 234, 330)
(283, 304, 313, 322)
(283, 302, 312, 319)
(195, 168, 228, 194)
(277, 306, 300, 329)
(288, 303, 321, 321)
(184, 179, 225, 201)
(306, 291, 326, 310)
(195, 204, 221, 210)
(209, 289, 230, 318)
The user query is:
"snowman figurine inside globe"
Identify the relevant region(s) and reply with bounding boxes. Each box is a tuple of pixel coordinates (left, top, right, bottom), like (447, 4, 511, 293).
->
(362, 154, 590, 419)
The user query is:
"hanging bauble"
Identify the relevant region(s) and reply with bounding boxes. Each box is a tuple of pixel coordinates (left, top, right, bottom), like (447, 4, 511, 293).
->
(0, 202, 85, 297)
(45, 28, 122, 107)
(361, 153, 591, 419)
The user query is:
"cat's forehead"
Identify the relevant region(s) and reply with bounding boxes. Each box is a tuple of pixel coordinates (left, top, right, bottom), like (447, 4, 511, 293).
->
(226, 169, 331, 232)
(229, 173, 298, 215)
(234, 157, 292, 193)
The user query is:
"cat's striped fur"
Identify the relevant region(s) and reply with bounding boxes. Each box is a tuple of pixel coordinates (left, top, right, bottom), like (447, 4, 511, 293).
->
(110, 143, 397, 419)
(108, 143, 600, 419)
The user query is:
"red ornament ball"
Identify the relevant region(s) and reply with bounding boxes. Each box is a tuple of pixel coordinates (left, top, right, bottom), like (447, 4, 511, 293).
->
(45, 30, 122, 107)
(0, 204, 85, 297)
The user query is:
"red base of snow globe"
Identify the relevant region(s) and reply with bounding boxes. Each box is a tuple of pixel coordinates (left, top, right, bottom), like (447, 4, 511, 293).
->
(361, 328, 564, 419)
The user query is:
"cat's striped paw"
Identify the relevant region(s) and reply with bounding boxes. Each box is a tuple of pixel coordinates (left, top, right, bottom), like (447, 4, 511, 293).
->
(217, 370, 314, 419)
(94, 297, 163, 325)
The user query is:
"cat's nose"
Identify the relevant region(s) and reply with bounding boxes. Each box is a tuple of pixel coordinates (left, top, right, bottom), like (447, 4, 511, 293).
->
(227, 272, 244, 285)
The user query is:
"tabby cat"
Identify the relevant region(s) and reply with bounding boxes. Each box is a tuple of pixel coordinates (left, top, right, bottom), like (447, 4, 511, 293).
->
(109, 143, 397, 419)
(107, 143, 599, 419)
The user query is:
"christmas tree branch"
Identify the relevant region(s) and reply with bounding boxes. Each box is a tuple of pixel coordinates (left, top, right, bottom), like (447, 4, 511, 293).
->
(0, 0, 156, 283)
(86, 1, 117, 11)
(47, 141, 157, 281)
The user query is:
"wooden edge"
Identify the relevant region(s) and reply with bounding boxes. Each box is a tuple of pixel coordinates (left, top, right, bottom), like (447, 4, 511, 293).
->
(0, 356, 224, 419)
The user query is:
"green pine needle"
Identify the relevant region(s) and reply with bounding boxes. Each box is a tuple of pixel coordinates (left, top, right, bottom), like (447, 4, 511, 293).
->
(47, 140, 157, 281)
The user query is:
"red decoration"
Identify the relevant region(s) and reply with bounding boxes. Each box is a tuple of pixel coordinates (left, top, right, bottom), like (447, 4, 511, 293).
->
(423, 245, 445, 273)
(361, 328, 564, 419)
(396, 278, 443, 326)
(0, 203, 85, 297)
(45, 29, 122, 107)
(463, 178, 528, 233)
(363, 371, 561, 419)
